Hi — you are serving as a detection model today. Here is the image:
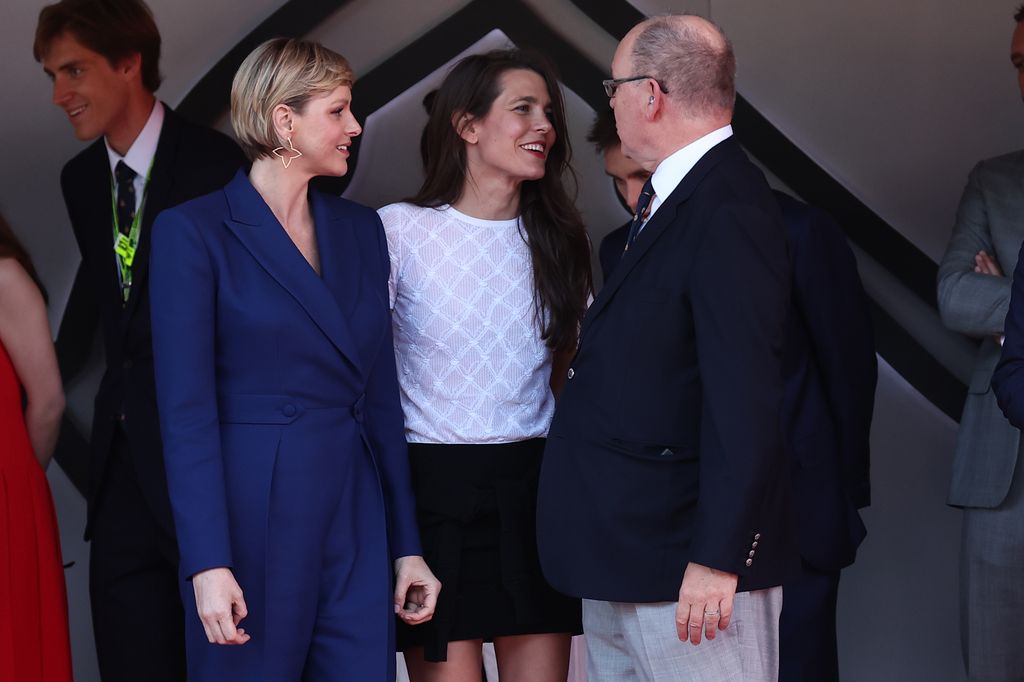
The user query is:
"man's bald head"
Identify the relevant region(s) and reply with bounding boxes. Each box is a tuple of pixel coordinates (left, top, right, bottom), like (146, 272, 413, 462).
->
(627, 15, 735, 120)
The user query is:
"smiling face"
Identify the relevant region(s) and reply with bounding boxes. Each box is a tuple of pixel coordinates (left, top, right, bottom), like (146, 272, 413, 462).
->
(462, 68, 556, 185)
(42, 31, 136, 142)
(289, 85, 362, 177)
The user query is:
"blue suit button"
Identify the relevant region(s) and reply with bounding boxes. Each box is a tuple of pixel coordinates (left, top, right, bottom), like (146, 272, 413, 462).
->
(282, 404, 297, 417)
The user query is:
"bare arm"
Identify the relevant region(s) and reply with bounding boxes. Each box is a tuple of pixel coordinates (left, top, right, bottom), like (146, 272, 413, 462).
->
(0, 258, 64, 468)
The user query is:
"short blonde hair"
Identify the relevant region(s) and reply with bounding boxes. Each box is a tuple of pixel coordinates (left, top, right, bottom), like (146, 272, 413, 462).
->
(230, 37, 354, 161)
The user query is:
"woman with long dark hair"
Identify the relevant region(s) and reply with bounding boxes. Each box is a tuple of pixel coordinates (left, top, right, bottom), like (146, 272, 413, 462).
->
(0, 213, 72, 681)
(380, 49, 592, 681)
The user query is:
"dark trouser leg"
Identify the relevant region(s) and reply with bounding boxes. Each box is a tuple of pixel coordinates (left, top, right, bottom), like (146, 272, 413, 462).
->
(89, 431, 186, 682)
(779, 561, 840, 682)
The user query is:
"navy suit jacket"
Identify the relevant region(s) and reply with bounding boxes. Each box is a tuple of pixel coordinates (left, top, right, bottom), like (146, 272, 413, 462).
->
(537, 138, 796, 602)
(992, 238, 1024, 429)
(775, 192, 874, 571)
(597, 192, 875, 572)
(598, 220, 629, 283)
(60, 105, 244, 537)
(149, 171, 421, 581)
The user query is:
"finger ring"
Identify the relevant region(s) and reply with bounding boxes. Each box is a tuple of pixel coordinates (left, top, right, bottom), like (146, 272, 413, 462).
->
(704, 610, 720, 617)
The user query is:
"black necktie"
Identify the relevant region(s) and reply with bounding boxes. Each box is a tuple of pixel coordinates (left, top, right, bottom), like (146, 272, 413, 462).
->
(624, 177, 655, 251)
(114, 160, 137, 235)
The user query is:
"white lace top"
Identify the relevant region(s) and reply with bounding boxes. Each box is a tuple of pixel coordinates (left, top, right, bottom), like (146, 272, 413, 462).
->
(378, 202, 554, 444)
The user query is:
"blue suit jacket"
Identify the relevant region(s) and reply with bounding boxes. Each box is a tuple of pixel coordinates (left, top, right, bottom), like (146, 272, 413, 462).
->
(538, 139, 797, 601)
(775, 192, 874, 571)
(992, 237, 1024, 430)
(150, 170, 421, 582)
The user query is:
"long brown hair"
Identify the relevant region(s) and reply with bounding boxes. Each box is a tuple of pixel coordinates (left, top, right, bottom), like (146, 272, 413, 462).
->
(0, 214, 48, 303)
(413, 49, 592, 352)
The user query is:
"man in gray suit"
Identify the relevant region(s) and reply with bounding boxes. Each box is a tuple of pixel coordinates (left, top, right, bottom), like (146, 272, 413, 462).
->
(936, 6, 1024, 679)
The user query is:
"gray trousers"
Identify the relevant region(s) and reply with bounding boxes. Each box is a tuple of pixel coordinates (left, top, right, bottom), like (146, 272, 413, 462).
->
(961, 447, 1024, 682)
(583, 587, 783, 682)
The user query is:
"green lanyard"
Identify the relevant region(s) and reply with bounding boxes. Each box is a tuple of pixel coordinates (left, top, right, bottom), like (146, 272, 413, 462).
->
(110, 160, 153, 304)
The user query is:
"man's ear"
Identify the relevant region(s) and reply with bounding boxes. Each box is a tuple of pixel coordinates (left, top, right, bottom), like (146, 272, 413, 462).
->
(117, 52, 143, 82)
(453, 111, 478, 144)
(643, 80, 662, 122)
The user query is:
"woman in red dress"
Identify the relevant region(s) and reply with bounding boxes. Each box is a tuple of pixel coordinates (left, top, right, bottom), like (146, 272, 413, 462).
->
(0, 213, 72, 681)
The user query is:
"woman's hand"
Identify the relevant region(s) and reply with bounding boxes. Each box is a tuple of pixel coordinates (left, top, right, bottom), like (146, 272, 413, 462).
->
(393, 555, 441, 625)
(192, 567, 250, 645)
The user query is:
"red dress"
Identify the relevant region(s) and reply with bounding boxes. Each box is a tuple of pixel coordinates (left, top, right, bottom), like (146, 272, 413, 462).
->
(0, 339, 72, 681)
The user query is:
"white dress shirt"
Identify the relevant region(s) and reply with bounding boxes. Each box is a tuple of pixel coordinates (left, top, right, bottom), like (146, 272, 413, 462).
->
(645, 124, 733, 225)
(105, 100, 164, 214)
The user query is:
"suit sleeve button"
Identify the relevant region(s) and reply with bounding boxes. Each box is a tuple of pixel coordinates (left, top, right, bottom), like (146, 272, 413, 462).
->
(753, 533, 761, 541)
(282, 404, 297, 417)
(745, 558, 753, 567)
(749, 550, 756, 558)
(567, 368, 575, 379)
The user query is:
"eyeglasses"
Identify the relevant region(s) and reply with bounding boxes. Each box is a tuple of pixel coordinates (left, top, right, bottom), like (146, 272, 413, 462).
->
(602, 75, 670, 98)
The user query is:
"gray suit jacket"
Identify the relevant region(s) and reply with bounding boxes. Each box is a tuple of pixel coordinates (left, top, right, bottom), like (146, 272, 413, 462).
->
(938, 150, 1024, 508)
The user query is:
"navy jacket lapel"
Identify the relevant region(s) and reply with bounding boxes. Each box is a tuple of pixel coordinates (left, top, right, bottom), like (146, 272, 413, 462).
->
(584, 138, 734, 327)
(221, 171, 365, 377)
(123, 107, 179, 319)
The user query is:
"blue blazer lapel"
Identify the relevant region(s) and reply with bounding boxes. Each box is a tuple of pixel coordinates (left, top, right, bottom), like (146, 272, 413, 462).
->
(310, 190, 359, 318)
(221, 171, 366, 378)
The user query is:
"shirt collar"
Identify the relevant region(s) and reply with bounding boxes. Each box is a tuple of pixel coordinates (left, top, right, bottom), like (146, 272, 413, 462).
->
(650, 124, 733, 205)
(105, 100, 164, 178)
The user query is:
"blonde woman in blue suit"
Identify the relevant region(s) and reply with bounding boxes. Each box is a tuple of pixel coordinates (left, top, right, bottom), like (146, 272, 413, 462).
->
(150, 38, 440, 681)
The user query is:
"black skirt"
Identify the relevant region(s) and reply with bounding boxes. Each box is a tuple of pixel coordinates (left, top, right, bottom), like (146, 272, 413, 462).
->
(396, 439, 581, 662)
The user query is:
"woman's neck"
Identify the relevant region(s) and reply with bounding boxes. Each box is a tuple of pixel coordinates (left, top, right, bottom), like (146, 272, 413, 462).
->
(451, 170, 522, 220)
(248, 157, 312, 228)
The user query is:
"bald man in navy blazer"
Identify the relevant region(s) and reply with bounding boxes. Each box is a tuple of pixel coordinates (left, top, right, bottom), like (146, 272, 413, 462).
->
(537, 15, 795, 680)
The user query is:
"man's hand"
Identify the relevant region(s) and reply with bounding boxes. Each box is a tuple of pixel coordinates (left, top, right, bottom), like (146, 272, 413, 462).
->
(192, 567, 250, 645)
(394, 555, 441, 625)
(975, 250, 1005, 277)
(676, 562, 738, 645)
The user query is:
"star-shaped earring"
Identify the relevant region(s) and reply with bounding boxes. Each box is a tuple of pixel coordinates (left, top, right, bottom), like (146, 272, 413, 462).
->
(272, 136, 303, 169)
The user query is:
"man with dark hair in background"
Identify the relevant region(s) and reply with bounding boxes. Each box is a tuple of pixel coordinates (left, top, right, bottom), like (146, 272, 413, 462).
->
(586, 107, 650, 283)
(938, 6, 1024, 680)
(34, 1, 244, 678)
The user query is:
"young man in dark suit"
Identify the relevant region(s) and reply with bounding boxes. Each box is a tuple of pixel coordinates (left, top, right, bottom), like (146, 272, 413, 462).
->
(537, 14, 795, 680)
(34, 1, 244, 679)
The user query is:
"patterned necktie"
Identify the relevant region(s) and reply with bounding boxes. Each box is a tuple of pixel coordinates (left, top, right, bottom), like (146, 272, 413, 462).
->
(624, 177, 655, 251)
(114, 160, 137, 235)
